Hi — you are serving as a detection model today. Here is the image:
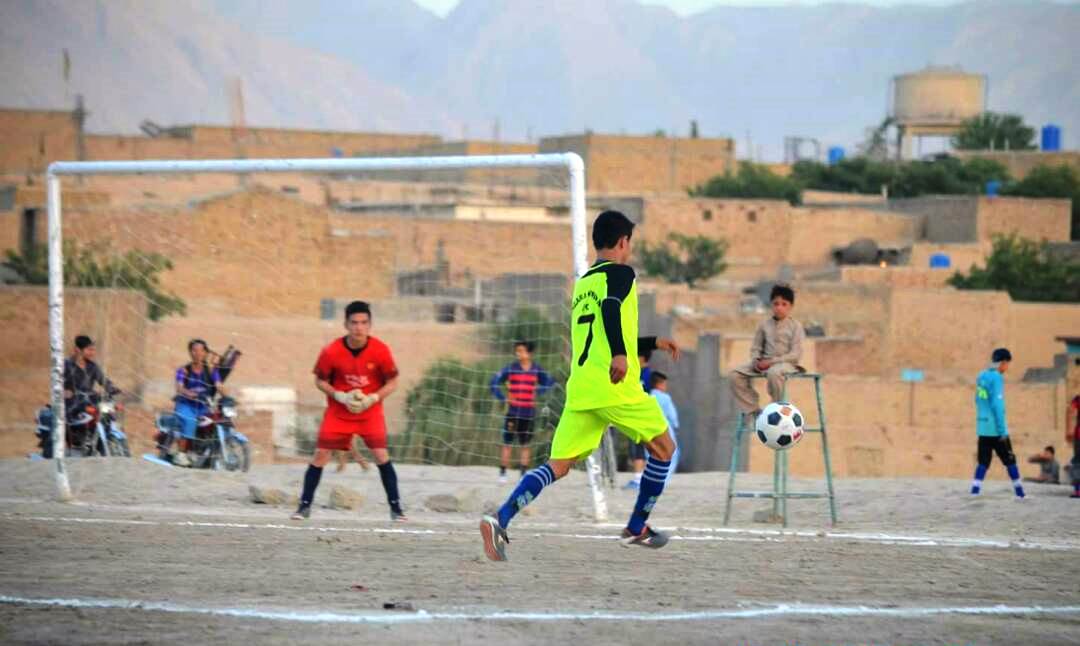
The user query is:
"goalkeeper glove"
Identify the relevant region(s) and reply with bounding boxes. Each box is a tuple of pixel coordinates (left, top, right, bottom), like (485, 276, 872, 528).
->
(355, 392, 380, 413)
(333, 390, 366, 415)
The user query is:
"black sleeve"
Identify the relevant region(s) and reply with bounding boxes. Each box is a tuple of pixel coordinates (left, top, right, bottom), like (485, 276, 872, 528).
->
(600, 265, 636, 358)
(92, 363, 120, 395)
(637, 336, 658, 355)
(62, 360, 74, 391)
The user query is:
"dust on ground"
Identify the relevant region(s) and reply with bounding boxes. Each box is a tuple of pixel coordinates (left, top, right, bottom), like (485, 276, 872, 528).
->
(1, 458, 1078, 645)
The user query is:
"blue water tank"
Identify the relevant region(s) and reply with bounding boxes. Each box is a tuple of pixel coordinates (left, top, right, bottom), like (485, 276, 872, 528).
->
(1041, 125, 1062, 152)
(985, 180, 1000, 197)
(929, 253, 951, 269)
(827, 146, 845, 165)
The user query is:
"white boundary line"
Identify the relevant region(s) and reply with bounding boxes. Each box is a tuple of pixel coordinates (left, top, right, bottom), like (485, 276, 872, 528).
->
(2, 595, 1079, 624)
(5, 513, 1080, 552)
(665, 525, 1080, 552)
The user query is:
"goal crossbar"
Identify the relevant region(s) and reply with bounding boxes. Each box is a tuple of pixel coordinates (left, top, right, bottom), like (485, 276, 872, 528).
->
(45, 153, 607, 520)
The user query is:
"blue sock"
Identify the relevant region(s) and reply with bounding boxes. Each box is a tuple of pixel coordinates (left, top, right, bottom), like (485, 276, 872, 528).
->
(497, 464, 555, 528)
(1006, 463, 1025, 498)
(628, 456, 671, 535)
(377, 461, 402, 512)
(970, 464, 987, 494)
(300, 464, 323, 506)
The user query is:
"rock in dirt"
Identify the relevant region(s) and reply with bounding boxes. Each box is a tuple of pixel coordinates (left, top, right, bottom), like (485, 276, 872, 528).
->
(424, 488, 483, 513)
(424, 494, 459, 513)
(328, 485, 364, 510)
(752, 508, 784, 524)
(249, 485, 288, 505)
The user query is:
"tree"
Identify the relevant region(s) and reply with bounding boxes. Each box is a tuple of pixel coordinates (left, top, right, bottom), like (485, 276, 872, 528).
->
(637, 232, 728, 288)
(486, 305, 569, 360)
(891, 157, 982, 197)
(856, 116, 896, 160)
(791, 156, 1010, 198)
(948, 234, 1080, 303)
(952, 112, 1036, 151)
(959, 157, 1014, 188)
(1002, 164, 1080, 240)
(693, 162, 802, 205)
(792, 157, 897, 194)
(401, 308, 568, 466)
(3, 241, 186, 320)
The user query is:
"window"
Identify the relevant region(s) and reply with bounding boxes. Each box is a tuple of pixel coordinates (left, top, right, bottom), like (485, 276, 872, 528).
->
(20, 208, 39, 255)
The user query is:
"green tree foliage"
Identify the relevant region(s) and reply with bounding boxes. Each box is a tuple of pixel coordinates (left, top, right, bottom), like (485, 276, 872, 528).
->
(398, 308, 568, 466)
(952, 112, 1036, 151)
(791, 157, 896, 194)
(693, 162, 802, 205)
(3, 241, 186, 321)
(637, 233, 728, 288)
(1001, 164, 1080, 240)
(857, 116, 896, 160)
(948, 234, 1079, 303)
(891, 156, 1011, 198)
(791, 156, 1011, 198)
(485, 306, 569, 360)
(2, 243, 48, 284)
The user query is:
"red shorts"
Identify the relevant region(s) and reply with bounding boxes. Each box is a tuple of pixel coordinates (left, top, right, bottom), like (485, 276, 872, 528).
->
(316, 412, 387, 451)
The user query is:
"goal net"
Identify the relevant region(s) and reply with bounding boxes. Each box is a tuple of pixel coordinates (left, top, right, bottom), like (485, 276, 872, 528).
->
(40, 154, 611, 520)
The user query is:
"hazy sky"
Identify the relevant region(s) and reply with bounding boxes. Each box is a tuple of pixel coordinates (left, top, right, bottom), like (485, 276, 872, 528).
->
(414, 0, 985, 17)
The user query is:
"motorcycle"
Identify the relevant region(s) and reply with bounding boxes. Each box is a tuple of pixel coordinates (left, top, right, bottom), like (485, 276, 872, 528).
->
(34, 392, 131, 458)
(155, 395, 250, 472)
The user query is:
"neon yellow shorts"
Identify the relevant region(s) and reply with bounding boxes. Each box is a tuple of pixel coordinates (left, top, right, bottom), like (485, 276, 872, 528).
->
(549, 398, 669, 461)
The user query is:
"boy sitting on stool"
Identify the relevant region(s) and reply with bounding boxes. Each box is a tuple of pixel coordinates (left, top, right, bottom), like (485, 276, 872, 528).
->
(729, 284, 805, 425)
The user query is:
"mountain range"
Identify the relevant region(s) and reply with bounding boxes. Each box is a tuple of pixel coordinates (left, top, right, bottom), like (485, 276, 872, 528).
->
(2, 0, 1077, 160)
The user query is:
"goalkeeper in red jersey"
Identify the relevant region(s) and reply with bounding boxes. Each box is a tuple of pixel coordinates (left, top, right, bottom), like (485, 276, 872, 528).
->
(291, 301, 406, 522)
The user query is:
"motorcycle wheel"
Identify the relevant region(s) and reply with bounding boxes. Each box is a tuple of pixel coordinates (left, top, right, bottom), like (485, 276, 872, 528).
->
(224, 437, 251, 472)
(109, 437, 131, 458)
(68, 429, 94, 457)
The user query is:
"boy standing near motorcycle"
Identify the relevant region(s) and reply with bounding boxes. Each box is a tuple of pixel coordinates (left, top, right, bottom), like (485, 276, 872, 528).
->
(292, 301, 407, 522)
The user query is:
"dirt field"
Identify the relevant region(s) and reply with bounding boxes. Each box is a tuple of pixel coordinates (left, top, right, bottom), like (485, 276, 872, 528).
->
(1, 457, 1079, 645)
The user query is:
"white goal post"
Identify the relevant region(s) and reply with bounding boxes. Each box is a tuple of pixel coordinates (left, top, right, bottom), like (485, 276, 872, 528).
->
(45, 153, 609, 520)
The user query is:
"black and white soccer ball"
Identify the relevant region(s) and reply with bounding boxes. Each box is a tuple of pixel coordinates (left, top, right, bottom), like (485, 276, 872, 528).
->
(754, 401, 805, 450)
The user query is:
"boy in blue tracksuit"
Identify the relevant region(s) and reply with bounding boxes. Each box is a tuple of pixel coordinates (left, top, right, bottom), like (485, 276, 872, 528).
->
(648, 371, 679, 484)
(971, 347, 1025, 498)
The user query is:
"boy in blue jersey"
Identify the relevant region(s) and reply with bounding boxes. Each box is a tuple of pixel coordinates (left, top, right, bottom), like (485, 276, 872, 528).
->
(490, 341, 554, 483)
(971, 348, 1025, 498)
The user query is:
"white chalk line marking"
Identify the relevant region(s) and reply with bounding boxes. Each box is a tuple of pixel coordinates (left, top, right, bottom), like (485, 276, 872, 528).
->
(5, 512, 1080, 552)
(666, 525, 1080, 552)
(2, 594, 1079, 624)
(5, 498, 1078, 551)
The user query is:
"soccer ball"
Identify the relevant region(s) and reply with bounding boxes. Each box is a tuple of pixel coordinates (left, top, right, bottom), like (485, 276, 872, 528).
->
(754, 401, 805, 450)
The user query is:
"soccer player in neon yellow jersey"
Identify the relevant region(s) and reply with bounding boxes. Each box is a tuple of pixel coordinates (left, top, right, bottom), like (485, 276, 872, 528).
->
(480, 210, 680, 561)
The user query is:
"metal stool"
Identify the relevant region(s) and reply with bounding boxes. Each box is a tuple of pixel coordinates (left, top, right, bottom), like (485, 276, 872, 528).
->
(723, 372, 837, 527)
